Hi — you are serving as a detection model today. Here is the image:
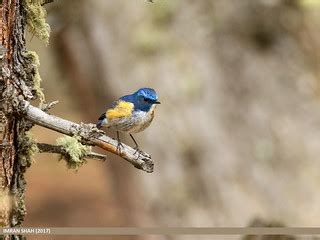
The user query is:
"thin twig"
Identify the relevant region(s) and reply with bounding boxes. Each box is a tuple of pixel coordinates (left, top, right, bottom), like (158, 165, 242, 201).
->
(20, 100, 154, 173)
(40, 100, 59, 112)
(37, 143, 107, 161)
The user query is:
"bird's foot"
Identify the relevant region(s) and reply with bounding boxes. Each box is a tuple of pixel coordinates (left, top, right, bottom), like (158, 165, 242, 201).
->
(116, 141, 124, 153)
(133, 146, 144, 155)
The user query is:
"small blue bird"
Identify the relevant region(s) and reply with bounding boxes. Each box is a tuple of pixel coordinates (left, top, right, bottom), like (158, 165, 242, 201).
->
(97, 88, 160, 151)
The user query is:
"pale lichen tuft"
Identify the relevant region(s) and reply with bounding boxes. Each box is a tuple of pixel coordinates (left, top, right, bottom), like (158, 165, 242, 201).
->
(22, 0, 51, 44)
(56, 136, 91, 170)
(23, 50, 45, 104)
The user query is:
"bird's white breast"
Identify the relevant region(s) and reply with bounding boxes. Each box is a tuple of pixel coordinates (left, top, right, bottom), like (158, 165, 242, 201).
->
(129, 105, 156, 133)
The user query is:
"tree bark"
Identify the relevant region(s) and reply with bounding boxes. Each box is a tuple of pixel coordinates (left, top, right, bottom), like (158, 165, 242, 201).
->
(0, 0, 35, 237)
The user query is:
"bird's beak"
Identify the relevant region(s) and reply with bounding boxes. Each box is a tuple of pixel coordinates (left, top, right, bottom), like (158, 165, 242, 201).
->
(154, 101, 161, 104)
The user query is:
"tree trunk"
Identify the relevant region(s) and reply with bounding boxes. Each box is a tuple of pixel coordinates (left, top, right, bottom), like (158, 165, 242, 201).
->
(0, 0, 37, 237)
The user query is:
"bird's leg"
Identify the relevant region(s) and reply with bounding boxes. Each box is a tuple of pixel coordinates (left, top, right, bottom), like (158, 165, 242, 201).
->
(130, 134, 142, 154)
(116, 131, 124, 153)
(130, 134, 139, 149)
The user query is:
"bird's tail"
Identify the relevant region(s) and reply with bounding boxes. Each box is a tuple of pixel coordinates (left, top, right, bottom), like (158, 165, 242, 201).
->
(96, 113, 108, 129)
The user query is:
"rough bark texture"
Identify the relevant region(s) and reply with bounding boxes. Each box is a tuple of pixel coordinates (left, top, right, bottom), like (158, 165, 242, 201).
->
(0, 0, 38, 236)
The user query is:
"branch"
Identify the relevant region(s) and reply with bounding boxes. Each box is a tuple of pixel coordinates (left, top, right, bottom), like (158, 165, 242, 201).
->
(37, 143, 107, 161)
(20, 101, 154, 173)
(40, 100, 59, 112)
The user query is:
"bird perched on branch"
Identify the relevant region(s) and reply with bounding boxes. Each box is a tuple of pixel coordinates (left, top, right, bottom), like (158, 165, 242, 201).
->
(96, 88, 160, 152)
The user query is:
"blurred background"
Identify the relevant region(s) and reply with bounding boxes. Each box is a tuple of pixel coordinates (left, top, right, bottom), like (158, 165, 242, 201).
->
(22, 0, 320, 239)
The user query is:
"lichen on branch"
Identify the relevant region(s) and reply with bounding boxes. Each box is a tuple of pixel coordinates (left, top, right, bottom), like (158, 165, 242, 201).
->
(56, 136, 91, 170)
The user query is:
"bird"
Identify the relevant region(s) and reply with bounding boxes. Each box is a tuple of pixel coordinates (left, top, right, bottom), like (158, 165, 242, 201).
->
(96, 88, 160, 152)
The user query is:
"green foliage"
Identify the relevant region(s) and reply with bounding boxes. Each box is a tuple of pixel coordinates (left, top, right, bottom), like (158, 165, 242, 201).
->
(299, 0, 320, 7)
(56, 136, 91, 170)
(134, 25, 163, 56)
(150, 0, 178, 26)
(22, 0, 51, 44)
(133, 1, 178, 56)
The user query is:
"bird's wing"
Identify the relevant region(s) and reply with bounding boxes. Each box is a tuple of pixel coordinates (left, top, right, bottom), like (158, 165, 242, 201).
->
(106, 100, 134, 121)
(98, 112, 106, 120)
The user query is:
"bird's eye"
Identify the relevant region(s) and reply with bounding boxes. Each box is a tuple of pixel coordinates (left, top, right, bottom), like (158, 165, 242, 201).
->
(143, 97, 149, 102)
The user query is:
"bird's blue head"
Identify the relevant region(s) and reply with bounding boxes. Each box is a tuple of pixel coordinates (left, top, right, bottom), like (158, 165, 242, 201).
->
(121, 88, 160, 112)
